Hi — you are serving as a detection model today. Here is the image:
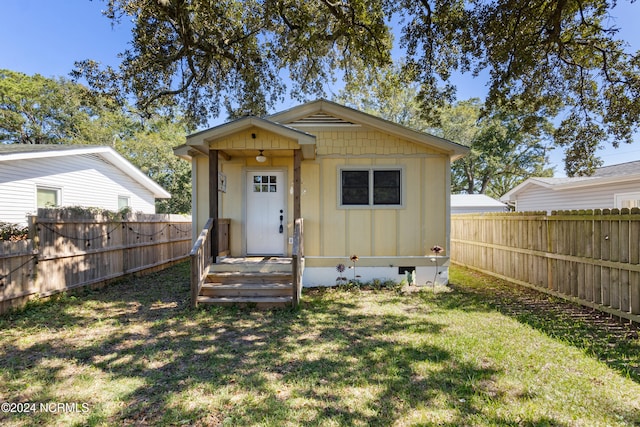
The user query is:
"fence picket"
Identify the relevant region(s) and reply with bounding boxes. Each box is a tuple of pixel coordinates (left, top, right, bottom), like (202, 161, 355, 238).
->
(0, 210, 192, 314)
(451, 211, 640, 324)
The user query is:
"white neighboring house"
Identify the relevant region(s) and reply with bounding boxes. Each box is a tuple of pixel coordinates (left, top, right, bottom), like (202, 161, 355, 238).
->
(451, 194, 508, 214)
(0, 145, 171, 225)
(500, 160, 640, 213)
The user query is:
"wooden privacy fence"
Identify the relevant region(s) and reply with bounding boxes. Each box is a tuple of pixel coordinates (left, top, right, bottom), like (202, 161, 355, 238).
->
(451, 209, 640, 324)
(0, 209, 192, 314)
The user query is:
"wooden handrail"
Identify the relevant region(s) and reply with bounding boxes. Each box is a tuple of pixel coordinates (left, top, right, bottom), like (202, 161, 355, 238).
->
(292, 218, 304, 307)
(190, 218, 213, 308)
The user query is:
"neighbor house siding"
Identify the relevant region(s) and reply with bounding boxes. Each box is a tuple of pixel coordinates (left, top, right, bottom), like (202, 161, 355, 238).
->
(0, 154, 156, 225)
(0, 176, 33, 224)
(514, 180, 640, 212)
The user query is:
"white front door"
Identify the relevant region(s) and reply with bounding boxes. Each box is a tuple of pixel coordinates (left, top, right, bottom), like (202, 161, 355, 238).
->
(246, 171, 286, 255)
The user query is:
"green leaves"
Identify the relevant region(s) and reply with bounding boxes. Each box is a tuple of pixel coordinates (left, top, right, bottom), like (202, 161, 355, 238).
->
(336, 63, 553, 198)
(76, 0, 391, 125)
(70, 0, 640, 175)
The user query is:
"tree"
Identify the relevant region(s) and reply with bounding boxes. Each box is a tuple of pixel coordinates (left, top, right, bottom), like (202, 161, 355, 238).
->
(334, 62, 427, 131)
(0, 69, 191, 214)
(76, 0, 640, 176)
(0, 69, 115, 145)
(336, 66, 553, 197)
(115, 119, 192, 214)
(438, 100, 554, 197)
(73, 0, 391, 125)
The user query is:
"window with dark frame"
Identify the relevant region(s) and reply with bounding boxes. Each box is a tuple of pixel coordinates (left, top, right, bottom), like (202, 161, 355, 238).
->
(341, 169, 401, 206)
(341, 170, 369, 205)
(373, 170, 401, 205)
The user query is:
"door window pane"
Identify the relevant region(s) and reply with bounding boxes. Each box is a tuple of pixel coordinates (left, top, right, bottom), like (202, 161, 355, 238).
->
(254, 175, 278, 192)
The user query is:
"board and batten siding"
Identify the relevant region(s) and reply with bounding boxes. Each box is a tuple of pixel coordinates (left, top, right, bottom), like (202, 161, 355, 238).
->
(0, 154, 156, 224)
(192, 125, 451, 260)
(302, 127, 449, 259)
(514, 180, 640, 213)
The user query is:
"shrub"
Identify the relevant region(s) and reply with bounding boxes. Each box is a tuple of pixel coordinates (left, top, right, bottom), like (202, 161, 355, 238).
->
(0, 222, 29, 241)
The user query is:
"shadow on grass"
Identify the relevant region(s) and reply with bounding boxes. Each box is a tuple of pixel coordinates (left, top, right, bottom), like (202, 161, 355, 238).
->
(0, 262, 632, 426)
(447, 265, 640, 384)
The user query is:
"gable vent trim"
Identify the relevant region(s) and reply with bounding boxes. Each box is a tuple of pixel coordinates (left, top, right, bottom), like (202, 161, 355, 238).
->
(287, 113, 359, 127)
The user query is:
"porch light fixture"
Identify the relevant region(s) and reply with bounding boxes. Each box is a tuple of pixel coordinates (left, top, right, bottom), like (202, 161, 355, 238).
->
(252, 132, 266, 162)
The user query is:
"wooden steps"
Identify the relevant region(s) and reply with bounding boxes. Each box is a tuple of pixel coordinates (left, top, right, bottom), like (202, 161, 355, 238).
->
(196, 257, 294, 308)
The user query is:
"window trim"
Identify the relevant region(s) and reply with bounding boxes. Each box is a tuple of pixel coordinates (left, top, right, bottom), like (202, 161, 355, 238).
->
(338, 166, 405, 209)
(36, 186, 61, 209)
(614, 192, 640, 209)
(118, 195, 131, 210)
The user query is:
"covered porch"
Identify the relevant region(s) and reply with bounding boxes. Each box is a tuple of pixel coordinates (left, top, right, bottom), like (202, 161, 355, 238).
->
(176, 116, 314, 308)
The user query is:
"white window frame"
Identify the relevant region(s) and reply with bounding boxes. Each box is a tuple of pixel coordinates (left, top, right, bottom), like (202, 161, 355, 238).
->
(337, 166, 405, 209)
(36, 186, 61, 209)
(118, 195, 131, 210)
(614, 192, 640, 209)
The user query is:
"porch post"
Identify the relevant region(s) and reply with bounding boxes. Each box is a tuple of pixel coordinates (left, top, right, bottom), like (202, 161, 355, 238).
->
(294, 149, 302, 220)
(209, 149, 219, 260)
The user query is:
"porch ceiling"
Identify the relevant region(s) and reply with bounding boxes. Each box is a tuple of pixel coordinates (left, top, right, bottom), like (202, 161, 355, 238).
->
(186, 116, 316, 160)
(218, 148, 296, 159)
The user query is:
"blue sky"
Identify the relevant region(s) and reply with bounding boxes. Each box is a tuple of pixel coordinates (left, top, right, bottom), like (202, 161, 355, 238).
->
(2, 0, 640, 175)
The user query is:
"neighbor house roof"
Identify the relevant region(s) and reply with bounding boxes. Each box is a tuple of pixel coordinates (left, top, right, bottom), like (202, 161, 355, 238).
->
(451, 194, 507, 209)
(500, 160, 640, 202)
(0, 144, 171, 198)
(592, 160, 640, 177)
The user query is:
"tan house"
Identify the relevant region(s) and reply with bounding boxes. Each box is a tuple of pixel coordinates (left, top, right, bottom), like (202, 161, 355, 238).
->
(175, 100, 468, 306)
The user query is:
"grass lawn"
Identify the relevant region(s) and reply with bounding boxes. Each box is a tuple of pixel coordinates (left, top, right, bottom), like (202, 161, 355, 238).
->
(1, 262, 639, 426)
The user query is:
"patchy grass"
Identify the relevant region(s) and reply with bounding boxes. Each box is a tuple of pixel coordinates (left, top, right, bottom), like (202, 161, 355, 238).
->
(0, 262, 638, 426)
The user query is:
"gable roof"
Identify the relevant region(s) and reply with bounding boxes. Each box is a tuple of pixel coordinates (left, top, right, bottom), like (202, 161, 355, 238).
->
(500, 162, 640, 202)
(268, 99, 469, 160)
(180, 115, 317, 160)
(0, 144, 171, 198)
(178, 99, 470, 161)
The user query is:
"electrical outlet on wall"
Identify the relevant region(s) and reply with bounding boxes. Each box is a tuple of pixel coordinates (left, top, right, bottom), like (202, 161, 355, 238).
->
(288, 237, 293, 244)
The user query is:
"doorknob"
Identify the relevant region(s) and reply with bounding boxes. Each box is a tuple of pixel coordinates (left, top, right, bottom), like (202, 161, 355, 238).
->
(279, 210, 284, 233)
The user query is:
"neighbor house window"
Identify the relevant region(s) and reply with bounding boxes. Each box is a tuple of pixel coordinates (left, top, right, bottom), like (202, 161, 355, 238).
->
(37, 187, 60, 208)
(118, 196, 131, 210)
(340, 168, 402, 207)
(615, 192, 640, 209)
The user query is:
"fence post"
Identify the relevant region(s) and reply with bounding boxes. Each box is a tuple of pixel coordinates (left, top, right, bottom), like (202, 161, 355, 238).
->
(27, 215, 39, 279)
